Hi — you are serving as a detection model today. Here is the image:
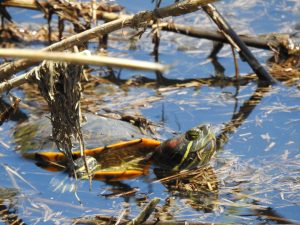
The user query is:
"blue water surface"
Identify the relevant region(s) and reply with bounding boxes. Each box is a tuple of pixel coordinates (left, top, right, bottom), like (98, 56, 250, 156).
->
(1, 0, 300, 224)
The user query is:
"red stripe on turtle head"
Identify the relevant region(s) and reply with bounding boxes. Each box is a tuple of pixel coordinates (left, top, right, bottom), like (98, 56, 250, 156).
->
(165, 138, 180, 149)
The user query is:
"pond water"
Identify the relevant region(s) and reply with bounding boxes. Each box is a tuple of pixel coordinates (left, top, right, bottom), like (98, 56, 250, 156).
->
(1, 0, 300, 224)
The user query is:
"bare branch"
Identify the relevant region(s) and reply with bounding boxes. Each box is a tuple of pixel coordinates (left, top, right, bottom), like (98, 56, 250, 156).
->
(0, 0, 217, 81)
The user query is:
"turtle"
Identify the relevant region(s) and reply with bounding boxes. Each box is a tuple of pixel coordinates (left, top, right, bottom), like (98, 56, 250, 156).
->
(18, 114, 217, 181)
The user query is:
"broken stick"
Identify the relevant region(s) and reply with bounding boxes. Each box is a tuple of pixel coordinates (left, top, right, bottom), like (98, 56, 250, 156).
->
(202, 4, 276, 83)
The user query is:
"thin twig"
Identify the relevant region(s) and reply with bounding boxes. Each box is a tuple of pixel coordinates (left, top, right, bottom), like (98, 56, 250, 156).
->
(2, 164, 38, 191)
(231, 46, 239, 79)
(126, 198, 160, 225)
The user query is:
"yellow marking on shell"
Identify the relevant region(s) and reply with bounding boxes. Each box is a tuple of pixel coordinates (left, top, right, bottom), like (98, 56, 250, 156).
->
(73, 138, 161, 157)
(94, 170, 143, 176)
(23, 138, 161, 164)
(173, 140, 193, 170)
(93, 169, 147, 181)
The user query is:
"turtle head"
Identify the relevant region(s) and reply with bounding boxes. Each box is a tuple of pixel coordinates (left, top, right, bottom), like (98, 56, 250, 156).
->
(184, 124, 216, 164)
(153, 124, 216, 171)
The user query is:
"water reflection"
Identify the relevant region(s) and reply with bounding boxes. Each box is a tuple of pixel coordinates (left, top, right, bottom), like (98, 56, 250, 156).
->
(217, 82, 272, 148)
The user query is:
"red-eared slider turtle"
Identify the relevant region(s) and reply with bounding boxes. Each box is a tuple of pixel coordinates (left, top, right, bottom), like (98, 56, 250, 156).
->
(17, 114, 216, 181)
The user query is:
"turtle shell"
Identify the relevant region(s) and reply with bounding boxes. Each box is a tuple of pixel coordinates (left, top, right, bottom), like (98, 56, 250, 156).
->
(14, 113, 151, 154)
(19, 113, 161, 181)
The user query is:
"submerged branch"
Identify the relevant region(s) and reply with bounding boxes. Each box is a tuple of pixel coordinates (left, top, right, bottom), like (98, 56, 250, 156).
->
(0, 0, 217, 81)
(159, 22, 270, 50)
(104, 72, 256, 88)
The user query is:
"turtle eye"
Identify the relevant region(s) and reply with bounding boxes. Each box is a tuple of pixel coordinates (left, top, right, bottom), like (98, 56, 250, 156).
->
(185, 128, 201, 140)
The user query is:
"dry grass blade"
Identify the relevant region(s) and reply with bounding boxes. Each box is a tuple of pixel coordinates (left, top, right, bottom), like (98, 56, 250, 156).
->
(101, 188, 139, 198)
(153, 167, 207, 183)
(0, 48, 167, 72)
(2, 164, 38, 191)
(115, 210, 127, 225)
